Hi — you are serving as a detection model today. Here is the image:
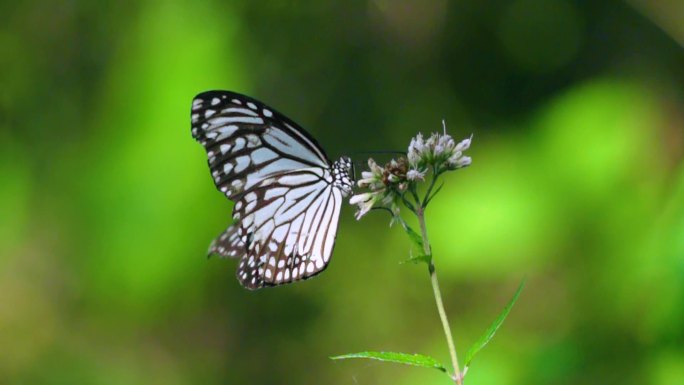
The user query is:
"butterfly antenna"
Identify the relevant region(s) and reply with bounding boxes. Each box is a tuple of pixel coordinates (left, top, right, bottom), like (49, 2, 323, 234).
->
(351, 161, 357, 182)
(351, 150, 407, 156)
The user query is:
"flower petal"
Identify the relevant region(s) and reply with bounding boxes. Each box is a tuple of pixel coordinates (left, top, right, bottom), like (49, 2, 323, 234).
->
(349, 192, 370, 204)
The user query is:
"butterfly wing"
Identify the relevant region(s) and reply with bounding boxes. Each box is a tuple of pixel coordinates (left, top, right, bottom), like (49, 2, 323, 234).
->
(191, 91, 344, 289)
(231, 167, 344, 288)
(191, 90, 330, 199)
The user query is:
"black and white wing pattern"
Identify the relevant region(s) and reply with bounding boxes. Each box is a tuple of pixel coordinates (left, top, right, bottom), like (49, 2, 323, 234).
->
(191, 90, 353, 290)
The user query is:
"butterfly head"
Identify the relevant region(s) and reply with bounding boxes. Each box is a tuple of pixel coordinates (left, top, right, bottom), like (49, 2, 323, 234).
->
(332, 156, 354, 198)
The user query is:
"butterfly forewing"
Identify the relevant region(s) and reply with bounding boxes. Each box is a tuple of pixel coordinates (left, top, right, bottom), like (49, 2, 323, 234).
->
(191, 91, 330, 199)
(191, 91, 351, 289)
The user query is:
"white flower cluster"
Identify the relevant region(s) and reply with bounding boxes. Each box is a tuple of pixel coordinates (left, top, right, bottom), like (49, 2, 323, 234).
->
(407, 123, 472, 175)
(350, 123, 473, 220)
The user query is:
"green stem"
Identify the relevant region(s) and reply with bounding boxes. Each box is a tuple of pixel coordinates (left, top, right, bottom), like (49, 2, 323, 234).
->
(421, 168, 437, 207)
(416, 206, 463, 385)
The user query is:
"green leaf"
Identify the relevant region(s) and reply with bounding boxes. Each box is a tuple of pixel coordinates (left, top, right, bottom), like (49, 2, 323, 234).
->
(400, 254, 432, 265)
(463, 279, 526, 370)
(331, 351, 447, 373)
(424, 181, 445, 206)
(402, 223, 424, 250)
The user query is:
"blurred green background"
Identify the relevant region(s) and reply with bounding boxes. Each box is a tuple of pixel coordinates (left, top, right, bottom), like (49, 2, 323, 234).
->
(2, 1, 684, 384)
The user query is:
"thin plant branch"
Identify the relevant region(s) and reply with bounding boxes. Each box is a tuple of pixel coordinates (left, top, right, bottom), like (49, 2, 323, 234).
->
(417, 205, 463, 385)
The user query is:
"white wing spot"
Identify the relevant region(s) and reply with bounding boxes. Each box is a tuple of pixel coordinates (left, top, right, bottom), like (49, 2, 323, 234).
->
(215, 125, 237, 141)
(211, 97, 220, 105)
(235, 155, 250, 172)
(247, 102, 257, 110)
(242, 214, 254, 229)
(208, 116, 263, 125)
(250, 148, 278, 166)
(233, 137, 246, 152)
(232, 98, 242, 105)
(205, 110, 215, 118)
(246, 134, 260, 148)
(264, 187, 288, 201)
(263, 109, 273, 117)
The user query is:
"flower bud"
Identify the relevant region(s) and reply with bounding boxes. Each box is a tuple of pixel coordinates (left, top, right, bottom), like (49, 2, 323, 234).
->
(407, 169, 426, 181)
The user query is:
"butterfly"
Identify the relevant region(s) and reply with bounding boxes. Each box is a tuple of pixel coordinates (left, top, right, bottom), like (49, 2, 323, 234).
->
(191, 91, 354, 290)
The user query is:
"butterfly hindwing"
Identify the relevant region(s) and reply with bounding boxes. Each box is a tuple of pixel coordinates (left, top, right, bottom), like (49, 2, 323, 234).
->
(232, 170, 343, 288)
(208, 225, 243, 259)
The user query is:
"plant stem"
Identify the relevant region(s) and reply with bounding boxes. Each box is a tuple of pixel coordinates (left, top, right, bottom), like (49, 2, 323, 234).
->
(416, 206, 463, 385)
(422, 166, 439, 207)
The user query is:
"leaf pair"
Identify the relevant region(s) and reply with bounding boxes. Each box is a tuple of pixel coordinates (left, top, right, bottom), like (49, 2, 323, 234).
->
(399, 223, 432, 265)
(331, 280, 526, 379)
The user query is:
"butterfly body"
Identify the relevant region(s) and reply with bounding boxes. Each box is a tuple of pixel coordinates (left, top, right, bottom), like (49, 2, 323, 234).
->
(191, 91, 353, 289)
